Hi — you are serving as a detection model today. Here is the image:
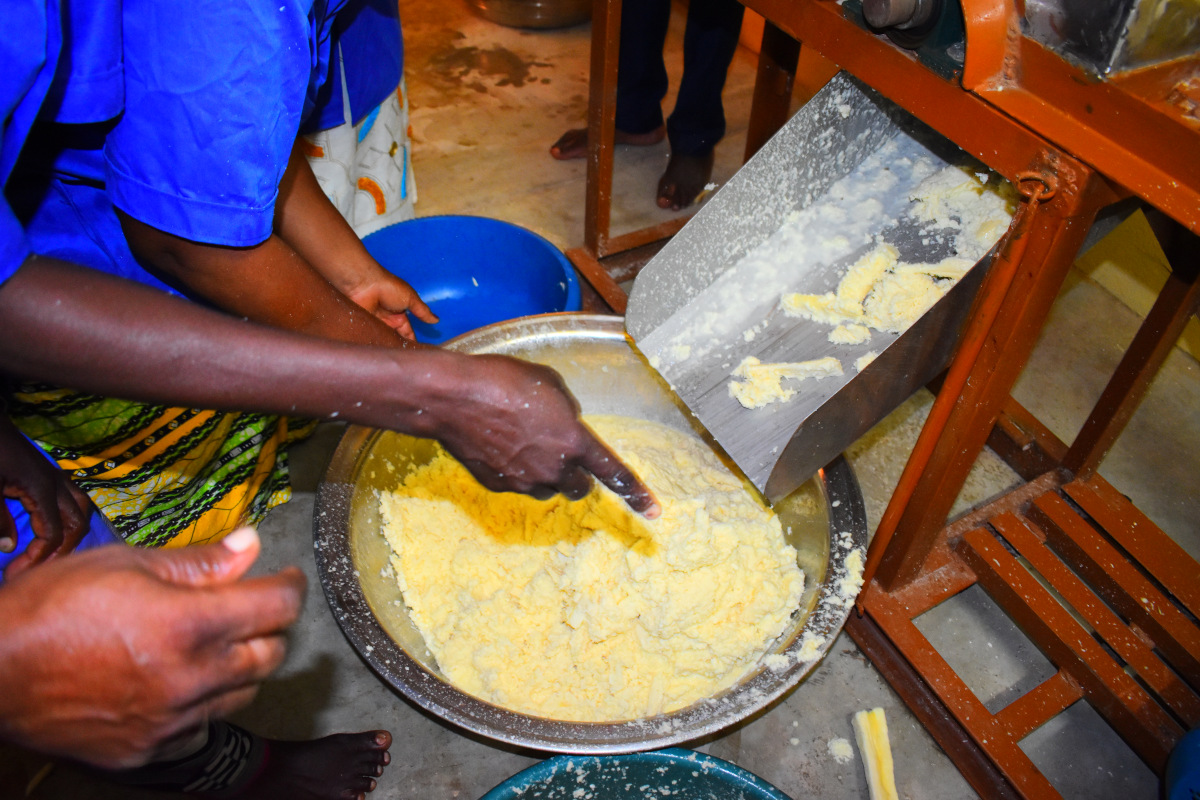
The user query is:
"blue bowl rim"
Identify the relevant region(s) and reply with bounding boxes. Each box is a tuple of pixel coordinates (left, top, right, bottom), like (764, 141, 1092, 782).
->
(478, 747, 794, 800)
(360, 214, 582, 340)
(362, 214, 578, 286)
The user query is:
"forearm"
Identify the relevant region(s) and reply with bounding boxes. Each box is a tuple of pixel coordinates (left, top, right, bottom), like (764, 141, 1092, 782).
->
(0, 257, 445, 430)
(274, 139, 379, 293)
(118, 211, 405, 348)
(0, 257, 658, 514)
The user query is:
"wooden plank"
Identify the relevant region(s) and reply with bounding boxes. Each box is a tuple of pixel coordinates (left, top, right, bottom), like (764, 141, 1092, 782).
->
(566, 247, 628, 314)
(992, 671, 1084, 743)
(886, 561, 978, 618)
(845, 611, 1026, 800)
(993, 511, 1200, 726)
(581, 0, 622, 253)
(986, 399, 1069, 482)
(600, 217, 689, 259)
(1063, 225, 1200, 475)
(1030, 492, 1200, 686)
(959, 527, 1183, 771)
(968, 36, 1200, 234)
(743, 21, 801, 162)
(1064, 476, 1200, 621)
(861, 582, 1063, 799)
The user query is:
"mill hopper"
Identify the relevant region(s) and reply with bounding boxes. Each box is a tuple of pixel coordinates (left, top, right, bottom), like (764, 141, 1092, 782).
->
(625, 73, 1008, 502)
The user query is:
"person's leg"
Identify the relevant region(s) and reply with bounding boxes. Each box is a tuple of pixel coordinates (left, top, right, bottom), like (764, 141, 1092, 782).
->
(658, 0, 745, 209)
(550, 0, 672, 159)
(613, 0, 673, 136)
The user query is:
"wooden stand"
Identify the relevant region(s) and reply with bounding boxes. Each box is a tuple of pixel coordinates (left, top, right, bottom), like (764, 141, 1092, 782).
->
(571, 1, 1200, 795)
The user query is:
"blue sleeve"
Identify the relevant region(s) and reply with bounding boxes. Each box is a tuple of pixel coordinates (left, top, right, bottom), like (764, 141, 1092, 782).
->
(1, 0, 58, 286)
(302, 0, 403, 134)
(104, 0, 339, 247)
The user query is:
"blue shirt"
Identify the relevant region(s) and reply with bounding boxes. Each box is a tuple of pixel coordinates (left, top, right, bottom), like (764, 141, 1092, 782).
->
(302, 0, 404, 134)
(2, 0, 343, 294)
(0, 0, 78, 286)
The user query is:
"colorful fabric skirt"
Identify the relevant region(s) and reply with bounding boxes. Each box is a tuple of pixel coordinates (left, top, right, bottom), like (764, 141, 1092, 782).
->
(5, 384, 315, 548)
(301, 77, 417, 238)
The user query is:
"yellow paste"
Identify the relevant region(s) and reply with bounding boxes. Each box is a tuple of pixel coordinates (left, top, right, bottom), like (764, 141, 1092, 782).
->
(379, 415, 805, 722)
(752, 166, 1017, 408)
(780, 242, 964, 335)
(728, 355, 844, 410)
(829, 323, 872, 346)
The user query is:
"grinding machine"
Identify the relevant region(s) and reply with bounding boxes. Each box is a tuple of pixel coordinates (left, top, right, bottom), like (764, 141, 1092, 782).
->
(314, 68, 1004, 758)
(312, 0, 1199, 791)
(559, 0, 1200, 797)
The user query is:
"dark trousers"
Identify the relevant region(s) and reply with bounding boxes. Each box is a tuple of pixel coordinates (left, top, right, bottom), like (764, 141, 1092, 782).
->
(614, 0, 745, 157)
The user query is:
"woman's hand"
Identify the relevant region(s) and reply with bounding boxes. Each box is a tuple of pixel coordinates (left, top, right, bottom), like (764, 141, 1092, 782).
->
(343, 267, 438, 341)
(405, 352, 660, 517)
(0, 414, 91, 579)
(0, 528, 304, 769)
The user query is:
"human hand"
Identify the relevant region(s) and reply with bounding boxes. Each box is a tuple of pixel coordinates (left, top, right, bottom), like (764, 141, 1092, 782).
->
(417, 353, 660, 517)
(0, 414, 91, 578)
(0, 527, 305, 769)
(343, 266, 438, 342)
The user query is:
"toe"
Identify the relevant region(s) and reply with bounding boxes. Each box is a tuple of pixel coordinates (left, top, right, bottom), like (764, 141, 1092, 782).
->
(550, 129, 588, 160)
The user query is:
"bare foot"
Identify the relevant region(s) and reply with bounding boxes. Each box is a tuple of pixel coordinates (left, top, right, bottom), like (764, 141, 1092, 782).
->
(656, 150, 715, 211)
(221, 731, 392, 800)
(549, 126, 666, 160)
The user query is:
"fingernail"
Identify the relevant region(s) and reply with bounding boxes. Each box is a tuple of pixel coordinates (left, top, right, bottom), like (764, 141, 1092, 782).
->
(643, 503, 662, 520)
(0, 537, 14, 554)
(222, 527, 259, 553)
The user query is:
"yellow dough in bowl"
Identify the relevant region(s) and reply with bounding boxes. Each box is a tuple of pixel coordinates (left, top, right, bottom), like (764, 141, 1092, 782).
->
(378, 415, 805, 722)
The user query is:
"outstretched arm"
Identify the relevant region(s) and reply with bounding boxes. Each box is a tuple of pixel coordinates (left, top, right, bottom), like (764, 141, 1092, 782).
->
(0, 257, 658, 516)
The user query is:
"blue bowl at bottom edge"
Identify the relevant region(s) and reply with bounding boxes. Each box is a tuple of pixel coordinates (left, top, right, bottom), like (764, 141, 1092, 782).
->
(479, 748, 794, 800)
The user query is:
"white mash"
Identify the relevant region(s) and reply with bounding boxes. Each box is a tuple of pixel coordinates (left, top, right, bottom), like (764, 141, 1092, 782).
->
(379, 415, 805, 722)
(780, 165, 1014, 336)
(727, 163, 1015, 409)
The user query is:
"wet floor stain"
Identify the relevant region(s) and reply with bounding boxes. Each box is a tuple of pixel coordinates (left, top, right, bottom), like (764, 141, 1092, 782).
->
(430, 42, 551, 90)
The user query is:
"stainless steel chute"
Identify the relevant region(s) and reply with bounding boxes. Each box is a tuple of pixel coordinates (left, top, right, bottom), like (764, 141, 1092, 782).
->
(625, 73, 1004, 502)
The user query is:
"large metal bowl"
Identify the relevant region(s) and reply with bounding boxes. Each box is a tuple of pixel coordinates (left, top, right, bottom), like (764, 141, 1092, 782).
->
(314, 313, 868, 754)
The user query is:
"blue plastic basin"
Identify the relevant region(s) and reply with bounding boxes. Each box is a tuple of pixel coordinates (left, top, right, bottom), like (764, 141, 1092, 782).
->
(361, 215, 581, 345)
(479, 749, 794, 800)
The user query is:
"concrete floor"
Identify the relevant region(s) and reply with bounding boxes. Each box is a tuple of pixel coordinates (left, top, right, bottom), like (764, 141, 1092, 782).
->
(6, 1, 1198, 798)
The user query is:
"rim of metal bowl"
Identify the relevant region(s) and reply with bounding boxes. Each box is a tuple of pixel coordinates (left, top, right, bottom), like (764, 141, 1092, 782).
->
(313, 312, 869, 754)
